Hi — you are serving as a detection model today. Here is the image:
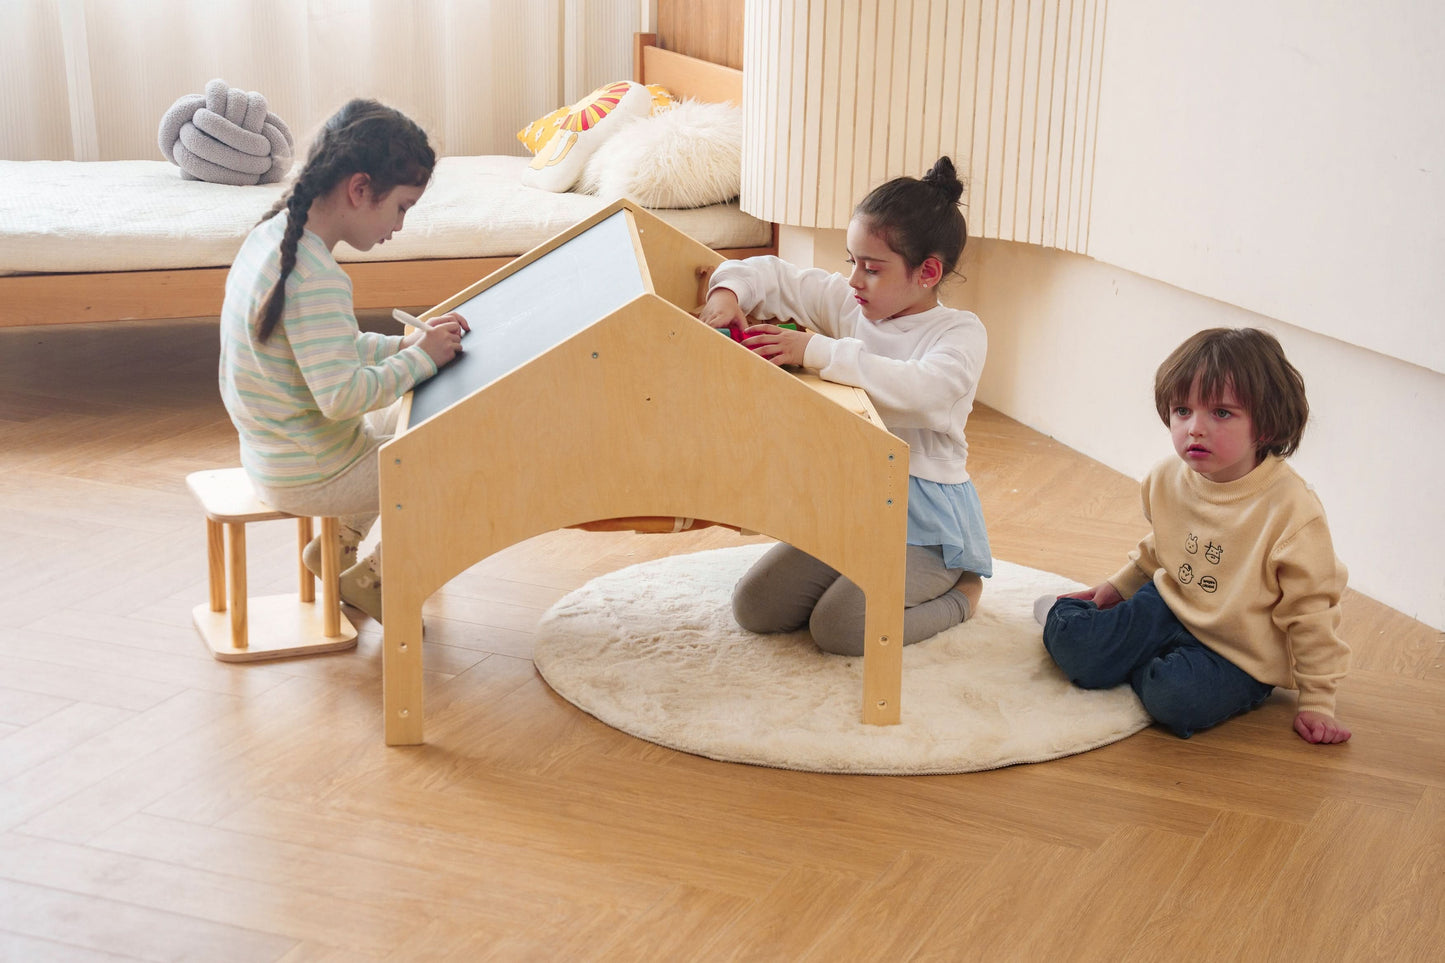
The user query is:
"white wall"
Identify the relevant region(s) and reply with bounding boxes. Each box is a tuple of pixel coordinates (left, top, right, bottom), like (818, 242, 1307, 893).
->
(779, 224, 1443, 630)
(1087, 0, 1445, 373)
(962, 238, 1445, 630)
(760, 0, 1445, 629)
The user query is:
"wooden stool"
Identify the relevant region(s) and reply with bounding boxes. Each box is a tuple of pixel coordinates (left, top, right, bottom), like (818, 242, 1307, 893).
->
(186, 468, 357, 662)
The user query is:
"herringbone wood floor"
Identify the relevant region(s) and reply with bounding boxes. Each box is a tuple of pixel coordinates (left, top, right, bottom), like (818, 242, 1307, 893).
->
(1, 317, 1440, 962)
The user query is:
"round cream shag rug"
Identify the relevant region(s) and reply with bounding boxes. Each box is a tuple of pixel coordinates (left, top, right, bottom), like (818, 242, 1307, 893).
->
(534, 544, 1150, 774)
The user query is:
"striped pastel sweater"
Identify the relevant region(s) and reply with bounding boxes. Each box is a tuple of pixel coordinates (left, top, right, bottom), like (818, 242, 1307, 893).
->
(219, 212, 435, 488)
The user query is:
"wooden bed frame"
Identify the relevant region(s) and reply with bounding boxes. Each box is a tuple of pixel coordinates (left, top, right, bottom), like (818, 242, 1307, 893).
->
(0, 31, 772, 328)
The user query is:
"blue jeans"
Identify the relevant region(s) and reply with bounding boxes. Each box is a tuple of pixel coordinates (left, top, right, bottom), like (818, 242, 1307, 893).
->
(1042, 582, 1274, 738)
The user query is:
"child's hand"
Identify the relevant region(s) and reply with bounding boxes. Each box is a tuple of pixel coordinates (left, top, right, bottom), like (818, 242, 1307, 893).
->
(1060, 581, 1124, 610)
(416, 313, 467, 368)
(402, 312, 470, 350)
(430, 310, 470, 334)
(1294, 710, 1351, 744)
(698, 288, 746, 330)
(742, 323, 812, 367)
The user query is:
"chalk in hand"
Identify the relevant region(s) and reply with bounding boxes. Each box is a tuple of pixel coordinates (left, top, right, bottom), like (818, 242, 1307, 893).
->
(392, 308, 437, 331)
(394, 308, 465, 354)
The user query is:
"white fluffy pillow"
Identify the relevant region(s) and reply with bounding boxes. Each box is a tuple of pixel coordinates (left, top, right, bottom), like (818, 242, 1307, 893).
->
(579, 99, 742, 209)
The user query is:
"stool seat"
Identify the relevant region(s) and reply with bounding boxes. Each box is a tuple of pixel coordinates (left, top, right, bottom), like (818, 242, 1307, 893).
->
(186, 468, 357, 662)
(186, 469, 297, 523)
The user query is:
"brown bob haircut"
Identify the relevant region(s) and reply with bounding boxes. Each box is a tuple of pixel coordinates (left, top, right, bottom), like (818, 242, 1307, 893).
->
(1154, 327, 1309, 459)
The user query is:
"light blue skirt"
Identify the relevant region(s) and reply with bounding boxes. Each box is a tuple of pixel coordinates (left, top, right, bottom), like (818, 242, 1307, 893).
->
(907, 477, 993, 576)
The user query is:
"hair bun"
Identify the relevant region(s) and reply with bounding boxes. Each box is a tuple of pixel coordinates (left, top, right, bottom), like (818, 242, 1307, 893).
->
(922, 156, 964, 206)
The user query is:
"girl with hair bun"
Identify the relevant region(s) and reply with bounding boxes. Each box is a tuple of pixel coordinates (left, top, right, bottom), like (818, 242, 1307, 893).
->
(700, 156, 991, 656)
(218, 99, 469, 622)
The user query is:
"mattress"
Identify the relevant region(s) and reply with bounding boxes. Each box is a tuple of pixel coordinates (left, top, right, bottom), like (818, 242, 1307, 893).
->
(0, 155, 771, 275)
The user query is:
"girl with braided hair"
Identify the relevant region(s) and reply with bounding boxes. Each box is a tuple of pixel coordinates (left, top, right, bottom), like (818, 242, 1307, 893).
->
(219, 99, 467, 621)
(698, 157, 991, 655)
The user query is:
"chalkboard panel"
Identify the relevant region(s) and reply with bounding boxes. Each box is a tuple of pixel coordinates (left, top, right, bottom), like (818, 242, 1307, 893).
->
(408, 210, 648, 426)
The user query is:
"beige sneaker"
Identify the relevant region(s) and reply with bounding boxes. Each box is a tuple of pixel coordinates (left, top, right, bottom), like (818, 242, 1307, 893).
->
(302, 526, 361, 579)
(339, 547, 383, 622)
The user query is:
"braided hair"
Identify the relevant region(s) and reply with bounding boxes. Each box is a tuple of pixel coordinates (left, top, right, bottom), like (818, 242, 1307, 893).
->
(255, 99, 435, 342)
(853, 156, 967, 277)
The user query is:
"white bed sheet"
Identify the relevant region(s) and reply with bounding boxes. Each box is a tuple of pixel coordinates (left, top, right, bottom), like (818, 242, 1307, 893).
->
(0, 156, 771, 275)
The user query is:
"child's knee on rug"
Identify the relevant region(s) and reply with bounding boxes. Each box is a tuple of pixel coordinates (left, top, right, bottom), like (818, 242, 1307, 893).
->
(1041, 599, 1134, 691)
(731, 583, 791, 635)
(731, 543, 838, 635)
(808, 586, 867, 656)
(731, 565, 810, 635)
(808, 575, 979, 657)
(953, 571, 982, 620)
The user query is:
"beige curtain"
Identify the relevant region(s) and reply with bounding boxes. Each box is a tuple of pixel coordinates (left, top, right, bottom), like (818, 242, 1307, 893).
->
(0, 0, 640, 162)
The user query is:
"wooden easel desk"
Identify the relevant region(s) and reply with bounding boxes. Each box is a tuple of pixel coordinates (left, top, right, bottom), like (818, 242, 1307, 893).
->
(377, 201, 908, 746)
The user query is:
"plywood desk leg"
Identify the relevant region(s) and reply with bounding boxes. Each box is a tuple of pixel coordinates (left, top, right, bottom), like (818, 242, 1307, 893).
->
(225, 521, 248, 649)
(383, 608, 425, 745)
(861, 603, 904, 726)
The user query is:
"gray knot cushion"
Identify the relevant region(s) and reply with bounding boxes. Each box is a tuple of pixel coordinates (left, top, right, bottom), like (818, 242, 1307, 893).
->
(158, 79, 294, 185)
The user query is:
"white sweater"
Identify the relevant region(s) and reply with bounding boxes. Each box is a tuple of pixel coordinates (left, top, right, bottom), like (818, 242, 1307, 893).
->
(709, 256, 986, 484)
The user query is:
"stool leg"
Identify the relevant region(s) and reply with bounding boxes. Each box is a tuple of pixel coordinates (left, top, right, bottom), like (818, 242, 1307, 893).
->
(320, 517, 341, 638)
(205, 518, 226, 613)
(296, 516, 315, 603)
(225, 521, 248, 649)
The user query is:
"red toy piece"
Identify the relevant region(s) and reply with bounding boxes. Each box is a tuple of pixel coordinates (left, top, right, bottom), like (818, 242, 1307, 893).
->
(713, 320, 799, 345)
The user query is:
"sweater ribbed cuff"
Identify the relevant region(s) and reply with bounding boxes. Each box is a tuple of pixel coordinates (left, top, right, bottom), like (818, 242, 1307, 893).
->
(1295, 689, 1337, 717)
(1108, 562, 1150, 599)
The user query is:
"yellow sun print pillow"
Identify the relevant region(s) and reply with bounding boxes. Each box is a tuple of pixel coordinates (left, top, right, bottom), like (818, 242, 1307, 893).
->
(517, 82, 670, 192)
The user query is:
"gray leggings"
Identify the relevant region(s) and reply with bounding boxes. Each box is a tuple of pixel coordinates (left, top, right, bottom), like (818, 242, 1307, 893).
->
(251, 402, 402, 542)
(732, 542, 972, 656)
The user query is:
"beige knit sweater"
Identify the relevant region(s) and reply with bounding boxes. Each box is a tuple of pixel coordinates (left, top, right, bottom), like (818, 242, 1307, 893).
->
(1109, 455, 1350, 716)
